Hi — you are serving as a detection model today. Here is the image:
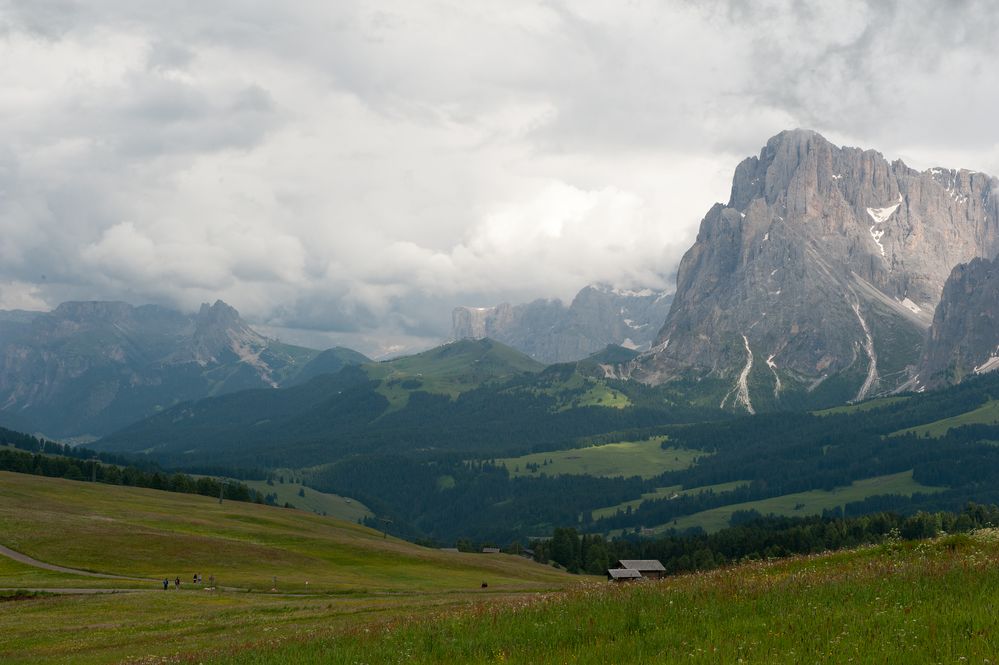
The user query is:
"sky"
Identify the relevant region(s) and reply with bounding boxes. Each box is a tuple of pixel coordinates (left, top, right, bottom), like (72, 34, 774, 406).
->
(2, 0, 999, 357)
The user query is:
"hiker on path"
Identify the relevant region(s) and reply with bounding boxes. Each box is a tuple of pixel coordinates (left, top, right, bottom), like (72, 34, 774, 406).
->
(163, 578, 169, 591)
(174, 576, 180, 589)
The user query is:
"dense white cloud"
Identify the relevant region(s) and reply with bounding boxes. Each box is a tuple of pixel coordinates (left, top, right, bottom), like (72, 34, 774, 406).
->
(1, 0, 998, 356)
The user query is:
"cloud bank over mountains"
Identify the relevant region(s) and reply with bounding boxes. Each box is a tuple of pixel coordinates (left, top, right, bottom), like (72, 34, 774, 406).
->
(2, 1, 998, 356)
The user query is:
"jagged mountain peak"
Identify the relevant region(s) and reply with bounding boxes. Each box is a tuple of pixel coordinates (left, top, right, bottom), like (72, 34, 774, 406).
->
(186, 300, 267, 368)
(632, 130, 999, 411)
(196, 299, 241, 325)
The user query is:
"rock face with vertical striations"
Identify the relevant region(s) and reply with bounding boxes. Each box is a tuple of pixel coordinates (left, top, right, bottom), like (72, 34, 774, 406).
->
(918, 256, 999, 388)
(630, 129, 999, 410)
(452, 284, 673, 364)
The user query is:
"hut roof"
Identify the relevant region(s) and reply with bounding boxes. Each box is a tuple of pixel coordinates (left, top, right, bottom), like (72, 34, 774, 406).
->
(617, 559, 666, 572)
(607, 568, 643, 580)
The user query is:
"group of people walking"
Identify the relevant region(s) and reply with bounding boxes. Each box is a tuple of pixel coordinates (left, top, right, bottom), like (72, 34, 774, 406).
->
(162, 573, 215, 590)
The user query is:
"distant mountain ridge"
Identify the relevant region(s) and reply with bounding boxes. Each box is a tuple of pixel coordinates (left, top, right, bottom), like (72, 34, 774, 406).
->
(629, 129, 999, 410)
(453, 283, 673, 363)
(0, 300, 366, 439)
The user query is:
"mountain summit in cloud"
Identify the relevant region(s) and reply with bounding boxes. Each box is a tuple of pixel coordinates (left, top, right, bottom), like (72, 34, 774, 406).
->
(452, 283, 673, 363)
(629, 129, 999, 410)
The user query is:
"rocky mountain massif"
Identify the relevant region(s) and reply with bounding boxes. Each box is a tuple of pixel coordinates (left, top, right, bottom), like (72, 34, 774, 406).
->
(918, 256, 999, 388)
(0, 300, 366, 439)
(630, 129, 999, 410)
(453, 284, 673, 363)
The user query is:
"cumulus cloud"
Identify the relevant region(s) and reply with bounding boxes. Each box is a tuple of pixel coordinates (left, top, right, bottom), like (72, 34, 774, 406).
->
(2, 0, 999, 356)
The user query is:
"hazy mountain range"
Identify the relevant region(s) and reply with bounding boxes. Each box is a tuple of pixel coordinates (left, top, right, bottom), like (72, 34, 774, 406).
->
(3, 129, 999, 443)
(452, 283, 673, 363)
(0, 300, 366, 439)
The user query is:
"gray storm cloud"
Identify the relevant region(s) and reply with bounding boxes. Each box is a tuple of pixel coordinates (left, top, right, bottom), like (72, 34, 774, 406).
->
(1, 0, 998, 356)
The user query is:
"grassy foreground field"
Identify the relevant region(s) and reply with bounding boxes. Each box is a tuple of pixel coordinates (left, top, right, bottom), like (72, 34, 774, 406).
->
(4, 472, 999, 663)
(203, 531, 999, 663)
(498, 437, 705, 479)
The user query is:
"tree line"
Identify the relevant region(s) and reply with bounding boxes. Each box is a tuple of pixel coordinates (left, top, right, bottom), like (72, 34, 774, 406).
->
(0, 427, 264, 504)
(530, 503, 999, 576)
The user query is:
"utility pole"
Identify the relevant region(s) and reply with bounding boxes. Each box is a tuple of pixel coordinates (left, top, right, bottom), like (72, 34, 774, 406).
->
(219, 480, 224, 504)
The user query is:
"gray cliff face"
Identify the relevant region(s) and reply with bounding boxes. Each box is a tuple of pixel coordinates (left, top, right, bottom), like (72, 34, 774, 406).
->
(452, 284, 673, 364)
(918, 256, 999, 388)
(633, 129, 999, 410)
(0, 300, 320, 439)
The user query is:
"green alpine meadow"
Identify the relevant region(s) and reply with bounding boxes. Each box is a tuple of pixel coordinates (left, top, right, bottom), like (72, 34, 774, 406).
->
(5, 3, 999, 662)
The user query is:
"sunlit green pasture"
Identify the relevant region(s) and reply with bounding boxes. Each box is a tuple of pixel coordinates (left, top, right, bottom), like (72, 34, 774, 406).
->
(591, 480, 750, 520)
(497, 437, 706, 479)
(889, 399, 999, 438)
(645, 470, 945, 534)
(241, 476, 373, 523)
(813, 395, 910, 416)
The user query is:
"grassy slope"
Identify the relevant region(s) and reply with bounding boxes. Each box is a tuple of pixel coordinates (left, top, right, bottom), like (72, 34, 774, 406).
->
(647, 470, 944, 534)
(497, 437, 705, 480)
(890, 399, 999, 438)
(366, 339, 545, 410)
(242, 478, 373, 523)
(0, 472, 571, 594)
(203, 532, 999, 664)
(813, 395, 910, 416)
(591, 480, 750, 520)
(519, 370, 632, 411)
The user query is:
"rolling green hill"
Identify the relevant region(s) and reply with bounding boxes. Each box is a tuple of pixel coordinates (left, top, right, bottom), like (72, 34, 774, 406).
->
(365, 338, 545, 409)
(497, 437, 704, 479)
(93, 339, 718, 470)
(0, 471, 568, 593)
(0, 472, 577, 664)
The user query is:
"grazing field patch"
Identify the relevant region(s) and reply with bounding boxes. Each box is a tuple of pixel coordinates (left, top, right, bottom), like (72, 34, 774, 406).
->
(498, 437, 706, 479)
(813, 395, 910, 416)
(645, 470, 944, 534)
(591, 480, 750, 520)
(889, 399, 999, 438)
(241, 477, 373, 523)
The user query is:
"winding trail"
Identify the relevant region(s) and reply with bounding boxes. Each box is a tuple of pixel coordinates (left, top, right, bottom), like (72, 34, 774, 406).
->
(0, 543, 149, 581)
(0, 587, 144, 595)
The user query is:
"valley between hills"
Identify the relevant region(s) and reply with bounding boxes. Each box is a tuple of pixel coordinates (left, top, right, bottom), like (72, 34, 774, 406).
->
(4, 129, 999, 663)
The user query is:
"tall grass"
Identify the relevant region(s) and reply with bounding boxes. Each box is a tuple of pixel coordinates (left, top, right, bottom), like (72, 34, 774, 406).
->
(212, 533, 999, 664)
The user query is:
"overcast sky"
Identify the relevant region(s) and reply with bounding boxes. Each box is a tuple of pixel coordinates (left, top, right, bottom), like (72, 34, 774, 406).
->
(2, 1, 998, 356)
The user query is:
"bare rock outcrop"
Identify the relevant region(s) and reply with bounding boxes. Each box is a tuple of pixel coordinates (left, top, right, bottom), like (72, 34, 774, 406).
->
(632, 129, 999, 409)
